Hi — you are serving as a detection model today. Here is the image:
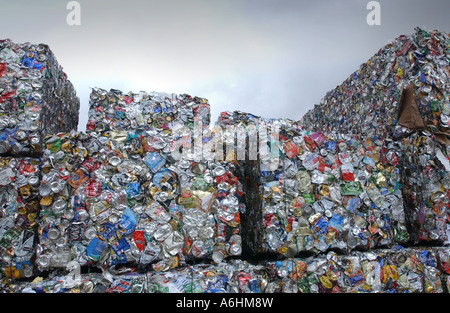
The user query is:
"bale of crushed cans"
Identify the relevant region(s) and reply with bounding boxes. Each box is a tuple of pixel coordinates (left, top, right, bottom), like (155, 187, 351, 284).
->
(86, 87, 210, 133)
(0, 39, 79, 282)
(301, 27, 449, 139)
(263, 246, 447, 293)
(300, 28, 450, 246)
(32, 87, 244, 276)
(0, 39, 80, 156)
(0, 156, 41, 280)
(1, 28, 450, 293)
(399, 130, 450, 243)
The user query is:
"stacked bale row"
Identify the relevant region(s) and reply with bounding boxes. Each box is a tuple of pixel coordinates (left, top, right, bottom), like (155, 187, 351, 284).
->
(300, 28, 450, 245)
(5, 246, 450, 293)
(0, 39, 79, 155)
(0, 39, 80, 280)
(218, 111, 409, 258)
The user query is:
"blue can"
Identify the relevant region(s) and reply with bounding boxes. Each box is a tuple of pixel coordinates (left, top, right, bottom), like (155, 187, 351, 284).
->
(21, 50, 36, 68)
(126, 182, 141, 198)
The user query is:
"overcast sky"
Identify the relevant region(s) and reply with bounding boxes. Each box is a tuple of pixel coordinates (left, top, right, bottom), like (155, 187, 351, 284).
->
(0, 0, 449, 131)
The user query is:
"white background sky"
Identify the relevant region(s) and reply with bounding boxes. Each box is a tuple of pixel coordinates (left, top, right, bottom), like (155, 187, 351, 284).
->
(0, 0, 449, 131)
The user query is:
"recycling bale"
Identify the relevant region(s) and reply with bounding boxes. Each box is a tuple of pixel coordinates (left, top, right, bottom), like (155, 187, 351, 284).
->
(217, 111, 408, 258)
(0, 39, 80, 156)
(398, 130, 449, 244)
(86, 87, 210, 133)
(0, 156, 41, 280)
(34, 88, 244, 275)
(300, 28, 450, 247)
(300, 28, 449, 140)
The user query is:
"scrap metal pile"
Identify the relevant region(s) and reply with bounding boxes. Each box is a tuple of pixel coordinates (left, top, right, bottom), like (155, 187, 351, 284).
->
(0, 28, 449, 293)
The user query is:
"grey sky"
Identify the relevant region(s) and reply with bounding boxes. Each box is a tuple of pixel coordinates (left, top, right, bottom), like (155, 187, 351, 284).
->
(0, 0, 449, 131)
